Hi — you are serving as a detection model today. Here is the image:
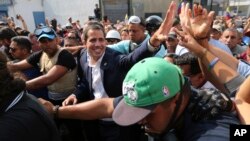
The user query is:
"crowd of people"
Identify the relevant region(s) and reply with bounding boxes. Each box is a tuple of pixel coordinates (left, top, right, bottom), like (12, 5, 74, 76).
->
(1, 1, 250, 141)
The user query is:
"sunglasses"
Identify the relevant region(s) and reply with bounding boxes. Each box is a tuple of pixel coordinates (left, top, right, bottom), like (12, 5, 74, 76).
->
(34, 26, 55, 37)
(106, 38, 119, 43)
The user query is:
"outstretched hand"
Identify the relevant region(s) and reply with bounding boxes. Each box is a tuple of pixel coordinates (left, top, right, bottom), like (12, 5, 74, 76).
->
(179, 3, 215, 39)
(150, 1, 177, 47)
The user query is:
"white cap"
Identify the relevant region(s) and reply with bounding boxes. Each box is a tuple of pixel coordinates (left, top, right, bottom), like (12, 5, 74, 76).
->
(212, 24, 223, 32)
(106, 30, 121, 40)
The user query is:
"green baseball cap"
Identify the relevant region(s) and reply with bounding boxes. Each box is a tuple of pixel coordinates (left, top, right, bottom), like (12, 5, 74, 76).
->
(112, 57, 184, 126)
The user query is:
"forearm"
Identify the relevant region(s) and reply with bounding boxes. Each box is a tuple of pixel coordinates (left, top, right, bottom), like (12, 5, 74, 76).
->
(7, 60, 33, 72)
(26, 75, 53, 90)
(197, 39, 244, 94)
(57, 98, 114, 120)
(21, 20, 28, 31)
(200, 49, 238, 84)
(207, 43, 238, 70)
(236, 76, 250, 103)
(198, 39, 239, 70)
(244, 22, 250, 33)
(235, 76, 250, 124)
(198, 59, 229, 94)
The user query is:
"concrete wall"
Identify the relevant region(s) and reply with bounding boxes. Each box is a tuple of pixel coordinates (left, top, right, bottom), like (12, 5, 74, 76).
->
(102, 0, 128, 23)
(43, 0, 98, 27)
(6, 0, 98, 31)
(132, 0, 174, 18)
(7, 0, 43, 31)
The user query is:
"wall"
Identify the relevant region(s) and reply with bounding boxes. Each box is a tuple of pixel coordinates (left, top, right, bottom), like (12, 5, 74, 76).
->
(6, 0, 98, 31)
(132, 0, 174, 18)
(43, 0, 98, 27)
(8, 0, 43, 31)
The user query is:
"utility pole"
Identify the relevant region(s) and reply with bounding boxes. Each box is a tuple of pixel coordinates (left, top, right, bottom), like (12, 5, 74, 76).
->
(210, 0, 213, 11)
(127, 0, 131, 16)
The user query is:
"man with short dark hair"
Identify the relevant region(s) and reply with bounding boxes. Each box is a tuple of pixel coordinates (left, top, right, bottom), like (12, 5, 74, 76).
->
(9, 36, 48, 99)
(165, 31, 179, 53)
(39, 2, 243, 141)
(9, 36, 32, 61)
(0, 27, 17, 60)
(175, 52, 216, 89)
(62, 3, 177, 140)
(7, 26, 84, 141)
(0, 52, 61, 141)
(108, 15, 166, 57)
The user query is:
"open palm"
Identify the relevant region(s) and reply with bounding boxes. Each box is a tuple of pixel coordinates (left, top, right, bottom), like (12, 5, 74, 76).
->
(179, 3, 214, 39)
(150, 1, 177, 46)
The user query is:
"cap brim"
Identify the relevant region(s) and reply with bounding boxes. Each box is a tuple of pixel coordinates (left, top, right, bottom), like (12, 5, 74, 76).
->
(37, 34, 56, 41)
(112, 99, 156, 126)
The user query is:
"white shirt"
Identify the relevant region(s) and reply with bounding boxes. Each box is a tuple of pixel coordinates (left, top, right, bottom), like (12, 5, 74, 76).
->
(87, 52, 113, 121)
(87, 52, 109, 99)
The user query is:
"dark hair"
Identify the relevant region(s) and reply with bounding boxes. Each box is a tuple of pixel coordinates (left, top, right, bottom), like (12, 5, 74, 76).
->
(0, 27, 17, 40)
(0, 52, 26, 104)
(11, 36, 32, 51)
(175, 52, 201, 75)
(82, 22, 105, 41)
(19, 30, 30, 36)
(67, 30, 81, 41)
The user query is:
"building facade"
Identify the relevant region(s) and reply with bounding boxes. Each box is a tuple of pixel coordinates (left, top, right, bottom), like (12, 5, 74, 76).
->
(0, 0, 98, 31)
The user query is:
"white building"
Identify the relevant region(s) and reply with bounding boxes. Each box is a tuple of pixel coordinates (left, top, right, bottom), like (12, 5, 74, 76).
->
(0, 0, 98, 31)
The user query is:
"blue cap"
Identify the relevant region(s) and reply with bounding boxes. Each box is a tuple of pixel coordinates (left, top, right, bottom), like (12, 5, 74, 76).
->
(34, 26, 57, 41)
(37, 33, 56, 41)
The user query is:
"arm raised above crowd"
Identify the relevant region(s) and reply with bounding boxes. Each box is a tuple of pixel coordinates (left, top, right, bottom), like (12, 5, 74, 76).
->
(177, 3, 242, 94)
(149, 1, 177, 47)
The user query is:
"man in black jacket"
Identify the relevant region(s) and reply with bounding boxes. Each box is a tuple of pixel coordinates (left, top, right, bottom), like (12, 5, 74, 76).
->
(0, 52, 61, 141)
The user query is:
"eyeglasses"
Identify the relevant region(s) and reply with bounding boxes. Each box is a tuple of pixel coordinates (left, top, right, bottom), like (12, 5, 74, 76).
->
(106, 38, 119, 43)
(34, 26, 56, 37)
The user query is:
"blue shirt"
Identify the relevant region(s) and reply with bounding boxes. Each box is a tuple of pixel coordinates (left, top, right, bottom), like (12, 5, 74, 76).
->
(175, 39, 233, 56)
(237, 60, 250, 77)
(108, 34, 165, 57)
